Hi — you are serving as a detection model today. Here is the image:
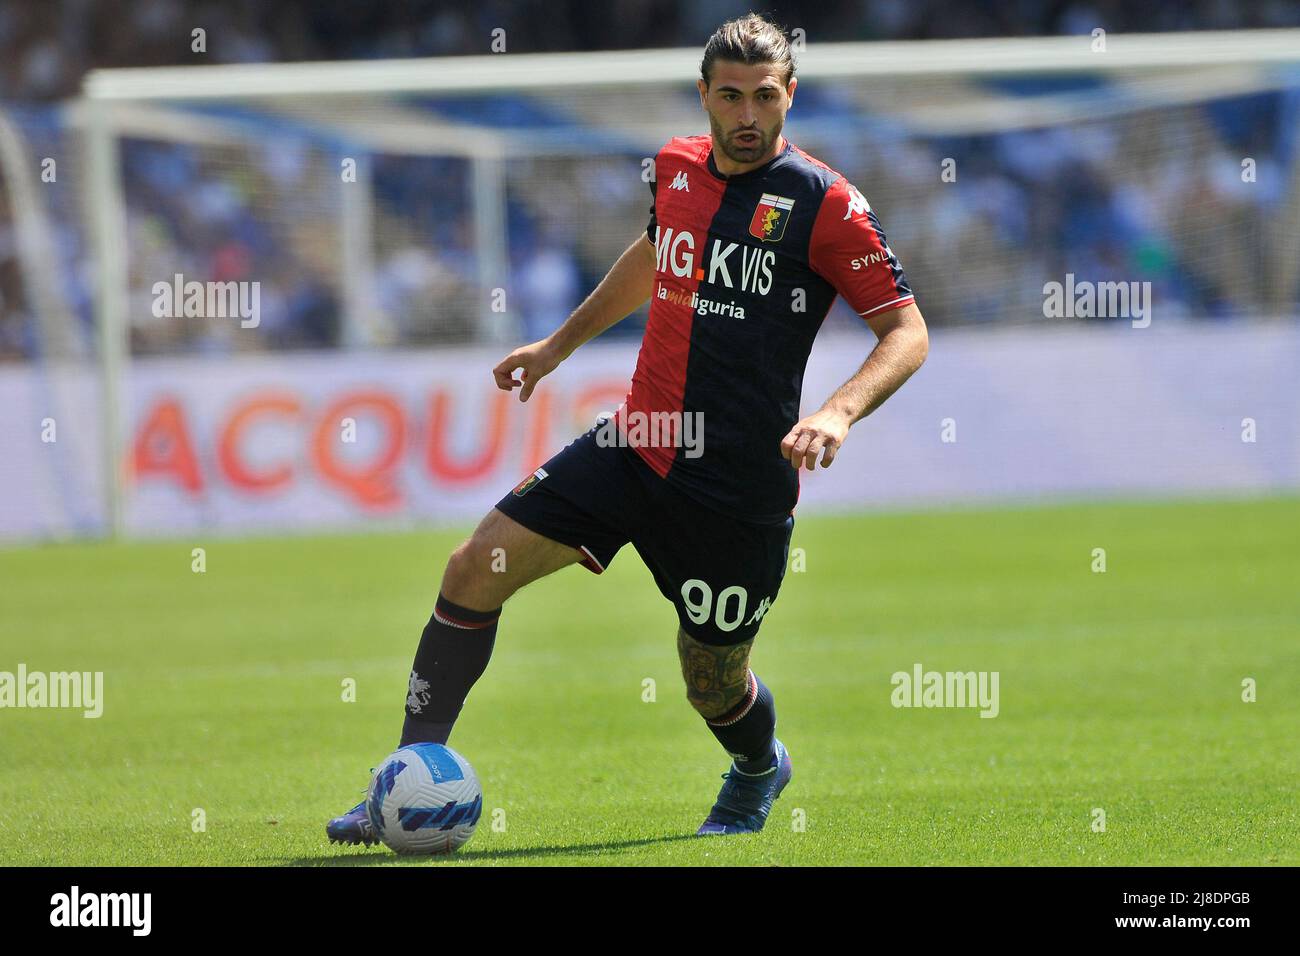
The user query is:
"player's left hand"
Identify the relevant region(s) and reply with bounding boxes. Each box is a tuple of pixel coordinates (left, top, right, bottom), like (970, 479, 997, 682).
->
(780, 409, 851, 470)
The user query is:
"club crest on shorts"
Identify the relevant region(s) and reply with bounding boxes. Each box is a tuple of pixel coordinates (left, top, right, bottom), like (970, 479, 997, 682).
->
(749, 193, 795, 243)
(512, 467, 548, 497)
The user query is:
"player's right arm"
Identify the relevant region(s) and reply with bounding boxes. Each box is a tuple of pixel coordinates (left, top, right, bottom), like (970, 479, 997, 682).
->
(493, 234, 657, 402)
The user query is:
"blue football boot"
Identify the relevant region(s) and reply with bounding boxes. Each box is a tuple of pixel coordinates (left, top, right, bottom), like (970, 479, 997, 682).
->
(696, 738, 793, 836)
(327, 784, 378, 847)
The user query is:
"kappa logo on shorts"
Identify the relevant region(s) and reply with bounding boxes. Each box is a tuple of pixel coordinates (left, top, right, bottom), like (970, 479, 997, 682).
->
(512, 467, 548, 497)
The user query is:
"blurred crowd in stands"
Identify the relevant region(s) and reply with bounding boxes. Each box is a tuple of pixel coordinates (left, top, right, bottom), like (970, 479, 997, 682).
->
(5, 0, 1300, 101)
(0, 0, 1297, 359)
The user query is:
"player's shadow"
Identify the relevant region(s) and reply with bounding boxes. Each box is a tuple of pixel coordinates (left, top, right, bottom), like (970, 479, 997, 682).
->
(281, 832, 699, 865)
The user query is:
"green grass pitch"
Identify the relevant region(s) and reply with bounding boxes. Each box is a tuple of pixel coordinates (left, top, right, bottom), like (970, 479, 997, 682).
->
(1, 495, 1296, 866)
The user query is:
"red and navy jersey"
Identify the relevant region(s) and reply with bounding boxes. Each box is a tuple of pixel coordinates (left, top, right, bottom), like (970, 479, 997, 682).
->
(613, 134, 914, 524)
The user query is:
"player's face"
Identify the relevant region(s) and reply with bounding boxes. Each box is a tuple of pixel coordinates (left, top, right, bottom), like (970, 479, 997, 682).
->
(697, 60, 796, 174)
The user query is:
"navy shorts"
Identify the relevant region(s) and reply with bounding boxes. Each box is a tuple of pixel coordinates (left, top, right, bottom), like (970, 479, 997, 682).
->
(494, 424, 794, 646)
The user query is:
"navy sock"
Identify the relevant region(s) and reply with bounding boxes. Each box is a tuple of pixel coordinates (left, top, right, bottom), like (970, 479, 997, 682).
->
(399, 594, 501, 747)
(704, 671, 777, 774)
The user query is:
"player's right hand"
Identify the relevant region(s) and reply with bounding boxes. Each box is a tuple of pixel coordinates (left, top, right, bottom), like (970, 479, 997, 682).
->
(493, 340, 562, 402)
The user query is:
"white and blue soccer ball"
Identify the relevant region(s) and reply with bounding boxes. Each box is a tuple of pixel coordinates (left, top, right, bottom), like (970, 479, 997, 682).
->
(365, 743, 483, 855)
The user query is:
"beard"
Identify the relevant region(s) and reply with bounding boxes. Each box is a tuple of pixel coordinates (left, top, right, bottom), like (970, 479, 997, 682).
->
(710, 113, 780, 165)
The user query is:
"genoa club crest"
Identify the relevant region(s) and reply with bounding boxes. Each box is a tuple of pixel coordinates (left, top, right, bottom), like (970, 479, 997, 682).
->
(749, 193, 795, 243)
(512, 467, 547, 497)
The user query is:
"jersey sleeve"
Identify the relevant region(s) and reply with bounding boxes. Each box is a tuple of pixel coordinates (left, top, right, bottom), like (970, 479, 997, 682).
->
(808, 177, 914, 318)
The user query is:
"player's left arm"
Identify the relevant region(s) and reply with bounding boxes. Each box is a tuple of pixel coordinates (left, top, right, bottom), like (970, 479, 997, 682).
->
(781, 178, 929, 470)
(780, 300, 927, 470)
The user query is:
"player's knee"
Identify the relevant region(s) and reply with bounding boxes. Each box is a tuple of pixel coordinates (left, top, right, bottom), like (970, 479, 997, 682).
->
(438, 538, 474, 598)
(683, 674, 751, 720)
(677, 628, 753, 720)
(439, 534, 503, 610)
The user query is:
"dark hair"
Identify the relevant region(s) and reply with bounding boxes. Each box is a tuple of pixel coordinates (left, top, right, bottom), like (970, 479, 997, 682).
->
(700, 12, 796, 87)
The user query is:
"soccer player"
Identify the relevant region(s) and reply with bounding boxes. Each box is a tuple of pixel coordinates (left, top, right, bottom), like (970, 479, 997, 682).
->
(328, 12, 928, 843)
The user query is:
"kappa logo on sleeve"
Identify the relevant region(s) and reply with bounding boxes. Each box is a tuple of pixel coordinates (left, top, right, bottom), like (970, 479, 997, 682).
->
(842, 184, 871, 220)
